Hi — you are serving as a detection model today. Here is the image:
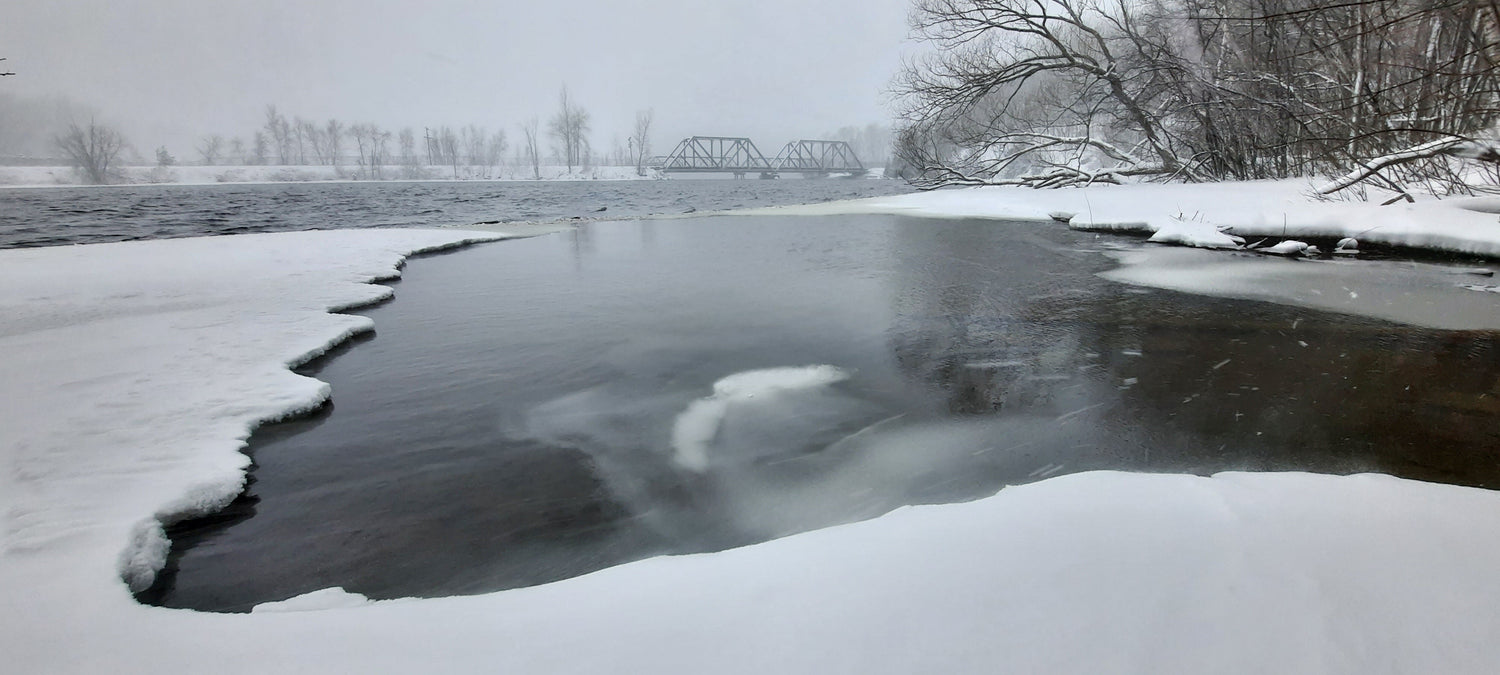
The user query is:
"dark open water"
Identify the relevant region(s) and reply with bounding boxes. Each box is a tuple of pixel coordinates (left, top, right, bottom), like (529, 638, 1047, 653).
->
(135, 215, 1500, 612)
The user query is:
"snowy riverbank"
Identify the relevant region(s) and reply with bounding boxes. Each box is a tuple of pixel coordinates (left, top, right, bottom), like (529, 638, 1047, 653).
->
(2, 186, 1498, 673)
(749, 179, 1500, 258)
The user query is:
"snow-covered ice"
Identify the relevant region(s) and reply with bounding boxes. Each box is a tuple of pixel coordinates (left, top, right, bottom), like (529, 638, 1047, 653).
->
(1259, 239, 1313, 256)
(671, 365, 850, 471)
(2, 191, 1499, 672)
(750, 180, 1500, 328)
(1101, 247, 1500, 330)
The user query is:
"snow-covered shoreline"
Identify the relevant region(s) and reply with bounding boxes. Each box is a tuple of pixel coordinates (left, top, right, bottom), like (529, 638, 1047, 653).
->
(745, 179, 1500, 259)
(2, 187, 1499, 673)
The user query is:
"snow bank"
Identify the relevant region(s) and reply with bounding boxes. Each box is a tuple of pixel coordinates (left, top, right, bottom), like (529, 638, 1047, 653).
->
(744, 179, 1500, 258)
(4, 227, 1500, 673)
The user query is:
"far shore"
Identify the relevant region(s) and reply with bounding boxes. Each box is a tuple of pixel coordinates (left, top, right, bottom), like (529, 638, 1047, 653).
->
(0, 164, 890, 189)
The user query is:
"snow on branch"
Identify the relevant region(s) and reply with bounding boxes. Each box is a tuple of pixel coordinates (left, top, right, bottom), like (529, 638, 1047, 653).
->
(1316, 137, 1500, 195)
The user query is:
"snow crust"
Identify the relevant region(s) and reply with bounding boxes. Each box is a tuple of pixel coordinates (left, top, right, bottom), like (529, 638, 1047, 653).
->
(3, 224, 1500, 673)
(745, 179, 1500, 258)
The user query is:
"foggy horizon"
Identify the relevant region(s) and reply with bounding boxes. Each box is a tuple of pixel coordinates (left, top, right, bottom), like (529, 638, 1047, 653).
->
(2, 0, 915, 158)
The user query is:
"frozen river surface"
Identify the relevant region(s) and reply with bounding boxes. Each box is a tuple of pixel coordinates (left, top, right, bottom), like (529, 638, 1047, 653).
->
(136, 215, 1500, 612)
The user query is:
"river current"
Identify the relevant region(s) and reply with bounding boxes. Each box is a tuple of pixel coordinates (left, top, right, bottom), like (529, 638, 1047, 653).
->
(0, 177, 914, 248)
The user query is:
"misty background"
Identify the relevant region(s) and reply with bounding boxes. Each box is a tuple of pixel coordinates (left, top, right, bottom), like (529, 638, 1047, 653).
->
(1, 0, 913, 163)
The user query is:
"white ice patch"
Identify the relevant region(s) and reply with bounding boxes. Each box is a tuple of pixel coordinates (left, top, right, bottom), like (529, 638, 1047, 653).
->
(1260, 240, 1311, 256)
(1102, 247, 1500, 330)
(251, 587, 373, 613)
(1146, 217, 1243, 249)
(671, 365, 850, 471)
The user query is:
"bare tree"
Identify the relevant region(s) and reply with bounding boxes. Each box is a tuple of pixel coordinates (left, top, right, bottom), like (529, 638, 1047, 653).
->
(228, 136, 246, 165)
(548, 86, 591, 172)
(895, 0, 1200, 188)
(250, 131, 269, 165)
(632, 108, 654, 175)
(54, 120, 127, 184)
(462, 124, 487, 169)
(436, 126, 461, 178)
(826, 123, 892, 167)
(263, 105, 293, 164)
(485, 129, 508, 175)
(896, 0, 1500, 193)
(348, 123, 390, 179)
(522, 117, 542, 179)
(1175, 0, 1500, 194)
(291, 116, 310, 164)
(197, 135, 225, 165)
(302, 119, 328, 165)
(325, 119, 345, 167)
(399, 127, 424, 179)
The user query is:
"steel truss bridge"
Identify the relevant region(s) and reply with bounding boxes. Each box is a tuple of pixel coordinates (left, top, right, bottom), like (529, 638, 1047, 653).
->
(651, 136, 868, 178)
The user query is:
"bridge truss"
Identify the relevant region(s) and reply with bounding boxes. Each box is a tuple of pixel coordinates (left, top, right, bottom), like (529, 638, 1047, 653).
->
(653, 136, 867, 178)
(655, 136, 774, 177)
(771, 140, 867, 177)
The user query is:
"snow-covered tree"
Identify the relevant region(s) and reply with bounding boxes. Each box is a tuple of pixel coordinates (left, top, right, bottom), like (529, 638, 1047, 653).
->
(548, 86, 591, 172)
(895, 0, 1500, 194)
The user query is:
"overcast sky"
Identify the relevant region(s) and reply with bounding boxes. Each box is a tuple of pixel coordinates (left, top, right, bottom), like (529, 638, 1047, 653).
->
(2, 0, 916, 155)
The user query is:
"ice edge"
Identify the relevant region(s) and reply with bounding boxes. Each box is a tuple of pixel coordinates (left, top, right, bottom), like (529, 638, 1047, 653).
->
(115, 233, 507, 595)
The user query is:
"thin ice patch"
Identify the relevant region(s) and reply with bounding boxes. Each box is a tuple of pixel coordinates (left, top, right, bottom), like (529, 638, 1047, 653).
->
(671, 365, 850, 471)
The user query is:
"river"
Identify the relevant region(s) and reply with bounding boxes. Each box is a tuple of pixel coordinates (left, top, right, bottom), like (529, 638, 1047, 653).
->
(124, 211, 1499, 612)
(0, 177, 914, 248)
